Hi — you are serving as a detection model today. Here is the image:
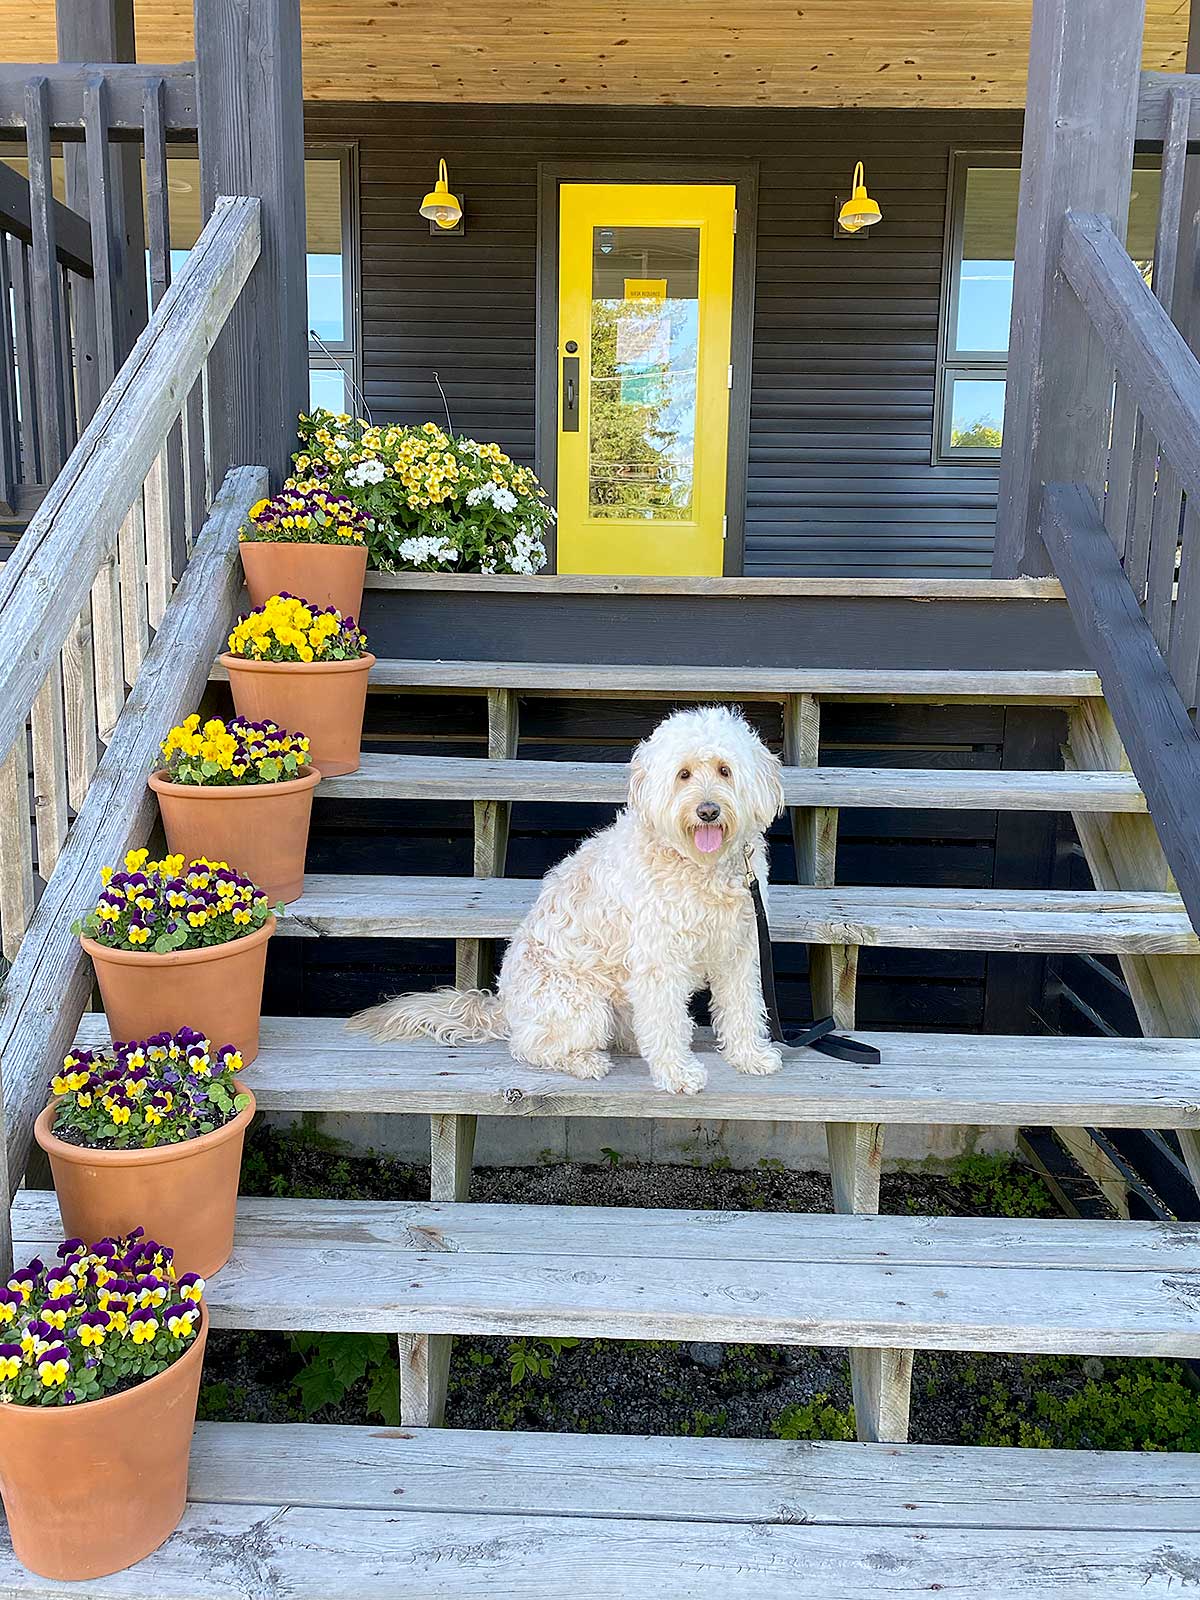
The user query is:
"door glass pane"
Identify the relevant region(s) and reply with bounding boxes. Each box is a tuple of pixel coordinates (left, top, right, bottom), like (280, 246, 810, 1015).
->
(946, 375, 1006, 453)
(588, 225, 699, 521)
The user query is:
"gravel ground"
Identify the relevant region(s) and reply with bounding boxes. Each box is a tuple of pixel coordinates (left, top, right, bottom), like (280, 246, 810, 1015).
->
(202, 1128, 1200, 1450)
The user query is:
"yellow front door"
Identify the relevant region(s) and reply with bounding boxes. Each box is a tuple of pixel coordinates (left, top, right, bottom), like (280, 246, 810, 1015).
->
(555, 183, 736, 576)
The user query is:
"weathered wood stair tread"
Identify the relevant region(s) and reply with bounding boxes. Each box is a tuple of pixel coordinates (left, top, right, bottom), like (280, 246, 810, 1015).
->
(0, 1423, 1193, 1598)
(213, 656, 1103, 701)
(279, 876, 1200, 953)
(319, 753, 1148, 812)
(71, 1017, 1200, 1127)
(13, 1192, 1200, 1355)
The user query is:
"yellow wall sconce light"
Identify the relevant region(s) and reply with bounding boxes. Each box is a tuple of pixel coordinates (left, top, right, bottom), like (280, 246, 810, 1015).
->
(420, 158, 464, 235)
(835, 161, 883, 238)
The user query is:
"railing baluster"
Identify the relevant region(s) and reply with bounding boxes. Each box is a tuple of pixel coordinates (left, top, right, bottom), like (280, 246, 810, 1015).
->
(61, 598, 98, 810)
(23, 75, 67, 478)
(1170, 495, 1200, 712)
(10, 240, 40, 484)
(29, 664, 67, 880)
(0, 730, 33, 961)
(1104, 379, 1137, 557)
(83, 72, 121, 390)
(1123, 411, 1157, 599)
(90, 552, 125, 745)
(183, 377, 208, 546)
(117, 493, 149, 682)
(1146, 456, 1182, 654)
(0, 234, 18, 509)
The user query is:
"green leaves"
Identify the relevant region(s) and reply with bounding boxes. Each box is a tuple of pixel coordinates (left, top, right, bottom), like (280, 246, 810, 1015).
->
(290, 1332, 400, 1424)
(507, 1337, 579, 1387)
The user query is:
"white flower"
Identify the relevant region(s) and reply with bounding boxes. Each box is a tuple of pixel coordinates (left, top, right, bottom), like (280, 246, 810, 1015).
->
(345, 458, 387, 487)
(397, 535, 459, 568)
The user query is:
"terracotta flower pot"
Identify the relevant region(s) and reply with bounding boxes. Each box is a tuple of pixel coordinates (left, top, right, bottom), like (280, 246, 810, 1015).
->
(0, 1306, 207, 1580)
(81, 917, 275, 1066)
(220, 652, 375, 777)
(35, 1091, 255, 1278)
(239, 539, 368, 622)
(149, 767, 320, 904)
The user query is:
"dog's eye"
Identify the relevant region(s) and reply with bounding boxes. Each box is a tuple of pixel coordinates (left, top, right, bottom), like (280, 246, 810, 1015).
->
(718, 764, 731, 778)
(677, 768, 691, 782)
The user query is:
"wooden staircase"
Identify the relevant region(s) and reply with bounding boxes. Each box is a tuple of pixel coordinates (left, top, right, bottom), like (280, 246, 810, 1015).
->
(6, 656, 1200, 1593)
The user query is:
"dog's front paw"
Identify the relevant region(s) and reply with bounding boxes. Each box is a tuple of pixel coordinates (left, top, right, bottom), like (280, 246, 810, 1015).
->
(651, 1055, 709, 1095)
(726, 1043, 785, 1077)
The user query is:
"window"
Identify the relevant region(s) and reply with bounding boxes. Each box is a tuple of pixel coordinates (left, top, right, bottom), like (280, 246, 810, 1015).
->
(936, 151, 1161, 462)
(159, 145, 359, 413)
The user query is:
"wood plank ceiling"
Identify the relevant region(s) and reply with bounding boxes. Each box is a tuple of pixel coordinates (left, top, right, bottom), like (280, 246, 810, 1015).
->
(0, 1, 1190, 107)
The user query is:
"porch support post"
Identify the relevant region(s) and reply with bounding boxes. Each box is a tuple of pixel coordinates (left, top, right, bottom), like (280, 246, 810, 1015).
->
(992, 0, 1146, 577)
(194, 0, 307, 486)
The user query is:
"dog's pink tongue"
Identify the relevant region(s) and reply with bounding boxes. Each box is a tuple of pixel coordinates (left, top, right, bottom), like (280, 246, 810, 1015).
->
(694, 825, 724, 854)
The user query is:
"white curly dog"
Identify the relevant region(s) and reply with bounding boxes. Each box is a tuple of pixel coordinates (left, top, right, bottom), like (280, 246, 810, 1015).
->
(351, 705, 786, 1095)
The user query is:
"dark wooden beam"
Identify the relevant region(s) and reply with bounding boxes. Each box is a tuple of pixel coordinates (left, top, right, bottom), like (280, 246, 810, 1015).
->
(0, 161, 90, 276)
(1137, 71, 1200, 140)
(195, 0, 307, 485)
(992, 0, 1146, 578)
(1042, 481, 1200, 935)
(0, 65, 196, 135)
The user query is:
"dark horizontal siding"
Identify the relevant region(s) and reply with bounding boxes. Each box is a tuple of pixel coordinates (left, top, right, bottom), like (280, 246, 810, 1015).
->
(306, 103, 1023, 577)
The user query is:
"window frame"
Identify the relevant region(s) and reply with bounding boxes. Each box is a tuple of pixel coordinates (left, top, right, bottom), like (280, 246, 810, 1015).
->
(303, 142, 362, 413)
(933, 147, 1021, 466)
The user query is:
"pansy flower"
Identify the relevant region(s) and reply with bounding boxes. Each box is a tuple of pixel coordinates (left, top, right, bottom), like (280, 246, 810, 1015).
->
(165, 1304, 199, 1339)
(0, 1344, 23, 1381)
(128, 1309, 158, 1345)
(176, 1273, 205, 1304)
(0, 1288, 24, 1325)
(37, 1345, 70, 1387)
(77, 1311, 108, 1349)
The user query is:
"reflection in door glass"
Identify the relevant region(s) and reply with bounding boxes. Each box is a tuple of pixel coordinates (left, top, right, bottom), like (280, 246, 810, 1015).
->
(588, 225, 699, 521)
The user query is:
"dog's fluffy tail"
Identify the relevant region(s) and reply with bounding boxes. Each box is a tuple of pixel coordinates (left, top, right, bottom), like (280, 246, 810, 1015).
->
(349, 987, 508, 1045)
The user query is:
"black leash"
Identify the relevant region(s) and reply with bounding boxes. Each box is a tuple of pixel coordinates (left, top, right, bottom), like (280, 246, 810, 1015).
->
(746, 862, 881, 1066)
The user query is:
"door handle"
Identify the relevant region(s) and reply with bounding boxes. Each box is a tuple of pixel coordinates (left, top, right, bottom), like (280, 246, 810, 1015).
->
(562, 354, 580, 432)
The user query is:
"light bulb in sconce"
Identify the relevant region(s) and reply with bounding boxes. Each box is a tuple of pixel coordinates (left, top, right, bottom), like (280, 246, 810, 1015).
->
(837, 161, 883, 236)
(419, 158, 464, 231)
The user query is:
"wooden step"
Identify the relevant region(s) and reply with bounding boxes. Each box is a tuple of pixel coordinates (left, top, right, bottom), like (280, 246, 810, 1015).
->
(0, 1421, 1191, 1596)
(213, 656, 1103, 703)
(279, 876, 1199, 953)
(318, 753, 1148, 812)
(70, 1017, 1200, 1129)
(12, 1192, 1200, 1356)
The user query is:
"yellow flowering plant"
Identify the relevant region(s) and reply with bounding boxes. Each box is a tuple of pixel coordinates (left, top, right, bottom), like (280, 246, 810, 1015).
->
(288, 410, 553, 574)
(226, 593, 368, 664)
(49, 1029, 250, 1151)
(238, 484, 369, 546)
(72, 849, 276, 955)
(160, 714, 310, 785)
(0, 1231, 204, 1406)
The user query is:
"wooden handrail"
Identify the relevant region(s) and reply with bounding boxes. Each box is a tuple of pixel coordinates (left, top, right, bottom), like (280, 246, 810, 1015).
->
(0, 193, 260, 778)
(0, 465, 265, 1275)
(1059, 210, 1200, 507)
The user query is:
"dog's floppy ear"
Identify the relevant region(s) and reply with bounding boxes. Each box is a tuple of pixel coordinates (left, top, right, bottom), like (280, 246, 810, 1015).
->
(628, 744, 649, 815)
(749, 743, 786, 830)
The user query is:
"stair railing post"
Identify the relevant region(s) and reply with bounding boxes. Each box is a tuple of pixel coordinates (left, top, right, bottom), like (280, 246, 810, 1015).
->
(992, 0, 1147, 577)
(194, 0, 308, 488)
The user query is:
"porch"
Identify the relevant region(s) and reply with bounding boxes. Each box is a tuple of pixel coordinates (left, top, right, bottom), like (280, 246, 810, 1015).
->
(0, 0, 1198, 1594)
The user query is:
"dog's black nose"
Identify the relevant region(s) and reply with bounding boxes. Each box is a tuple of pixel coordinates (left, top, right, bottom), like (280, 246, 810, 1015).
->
(696, 801, 721, 823)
